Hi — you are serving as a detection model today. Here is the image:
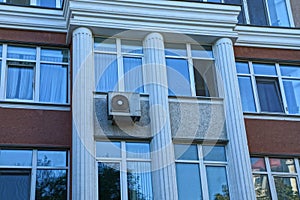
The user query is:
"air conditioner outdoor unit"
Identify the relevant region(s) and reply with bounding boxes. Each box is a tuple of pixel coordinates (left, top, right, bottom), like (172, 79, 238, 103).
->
(107, 92, 141, 121)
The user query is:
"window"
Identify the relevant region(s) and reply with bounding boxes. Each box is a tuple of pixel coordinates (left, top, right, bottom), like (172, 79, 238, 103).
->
(0, 149, 69, 200)
(165, 43, 217, 97)
(236, 61, 300, 115)
(247, 0, 291, 27)
(251, 156, 300, 199)
(3, 0, 63, 8)
(0, 44, 69, 104)
(174, 144, 229, 200)
(94, 38, 144, 93)
(96, 141, 153, 200)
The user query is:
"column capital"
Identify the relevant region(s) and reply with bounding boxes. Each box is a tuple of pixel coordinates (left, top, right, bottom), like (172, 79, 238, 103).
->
(73, 27, 93, 37)
(144, 32, 164, 41)
(214, 37, 233, 46)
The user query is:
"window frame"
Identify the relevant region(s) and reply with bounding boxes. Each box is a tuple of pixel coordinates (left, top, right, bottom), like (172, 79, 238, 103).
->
(251, 156, 300, 200)
(236, 61, 300, 115)
(165, 43, 216, 97)
(0, 149, 70, 200)
(94, 37, 145, 94)
(174, 143, 230, 200)
(96, 141, 153, 200)
(0, 44, 70, 106)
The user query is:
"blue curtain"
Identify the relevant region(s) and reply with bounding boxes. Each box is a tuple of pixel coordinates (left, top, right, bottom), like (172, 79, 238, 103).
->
(6, 67, 33, 100)
(39, 64, 67, 103)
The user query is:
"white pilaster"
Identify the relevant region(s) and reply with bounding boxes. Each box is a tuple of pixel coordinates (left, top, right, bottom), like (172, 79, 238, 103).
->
(143, 33, 177, 200)
(72, 27, 96, 200)
(213, 38, 256, 200)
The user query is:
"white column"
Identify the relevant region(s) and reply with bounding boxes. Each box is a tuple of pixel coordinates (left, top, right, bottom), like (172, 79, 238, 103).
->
(213, 38, 256, 200)
(143, 33, 177, 200)
(72, 27, 96, 200)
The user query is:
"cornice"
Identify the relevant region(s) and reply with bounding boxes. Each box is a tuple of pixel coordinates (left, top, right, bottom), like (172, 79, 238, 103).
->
(235, 25, 300, 50)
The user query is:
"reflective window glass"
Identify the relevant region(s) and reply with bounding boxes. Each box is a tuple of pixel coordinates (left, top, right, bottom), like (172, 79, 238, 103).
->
(121, 40, 143, 54)
(6, 0, 30, 6)
(176, 163, 202, 200)
(37, 151, 67, 167)
(281, 65, 300, 78)
(236, 62, 250, 74)
(165, 43, 187, 57)
(247, 0, 268, 26)
(252, 174, 271, 199)
(96, 142, 121, 158)
(123, 57, 144, 93)
(274, 177, 300, 199)
(41, 49, 68, 63)
(253, 63, 277, 75)
(0, 45, 2, 57)
(7, 46, 36, 60)
(267, 0, 290, 27)
(94, 38, 116, 52)
(251, 157, 267, 172)
(203, 146, 226, 162)
(174, 144, 198, 160)
(126, 143, 150, 159)
(191, 45, 213, 58)
(36, 0, 62, 8)
(270, 158, 296, 173)
(283, 80, 300, 114)
(206, 166, 229, 200)
(238, 77, 256, 112)
(0, 149, 32, 166)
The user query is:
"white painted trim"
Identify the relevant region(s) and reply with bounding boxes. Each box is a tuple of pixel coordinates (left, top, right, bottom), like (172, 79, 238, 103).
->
(244, 113, 300, 121)
(0, 101, 70, 110)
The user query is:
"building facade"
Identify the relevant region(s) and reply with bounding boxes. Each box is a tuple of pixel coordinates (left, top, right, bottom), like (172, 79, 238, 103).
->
(0, 0, 299, 200)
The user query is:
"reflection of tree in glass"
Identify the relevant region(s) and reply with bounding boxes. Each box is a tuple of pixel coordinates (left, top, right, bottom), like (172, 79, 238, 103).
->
(36, 156, 67, 200)
(275, 178, 300, 200)
(127, 172, 148, 200)
(214, 185, 230, 200)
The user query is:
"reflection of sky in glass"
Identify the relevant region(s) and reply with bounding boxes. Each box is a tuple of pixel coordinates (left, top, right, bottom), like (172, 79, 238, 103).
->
(203, 146, 226, 162)
(121, 40, 143, 54)
(7, 46, 36, 60)
(165, 43, 187, 56)
(126, 143, 150, 159)
(0, 150, 32, 166)
(206, 166, 229, 200)
(37, 151, 67, 167)
(236, 62, 250, 74)
(96, 142, 121, 158)
(174, 144, 198, 160)
(94, 37, 116, 52)
(191, 45, 213, 58)
(253, 63, 277, 75)
(281, 65, 300, 78)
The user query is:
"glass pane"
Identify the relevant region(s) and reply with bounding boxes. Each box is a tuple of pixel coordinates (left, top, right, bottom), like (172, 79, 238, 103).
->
(0, 149, 32, 166)
(193, 60, 217, 97)
(274, 177, 300, 199)
(207, 0, 222, 2)
(127, 162, 153, 200)
(191, 45, 213, 58)
(203, 146, 226, 162)
(206, 166, 229, 200)
(252, 174, 271, 200)
(268, 0, 290, 27)
(236, 62, 250, 74)
(281, 65, 300, 78)
(94, 37, 116, 52)
(95, 54, 118, 92)
(176, 163, 202, 200)
(37, 151, 67, 167)
(7, 46, 36, 60)
(166, 58, 191, 96)
(283, 80, 300, 114)
(247, 0, 268, 26)
(238, 76, 256, 112)
(6, 66, 33, 100)
(40, 64, 67, 103)
(123, 57, 144, 93)
(6, 0, 30, 6)
(96, 141, 121, 158)
(41, 49, 68, 63)
(0, 170, 31, 200)
(165, 43, 187, 57)
(269, 158, 296, 173)
(121, 40, 143, 54)
(98, 162, 121, 200)
(253, 63, 277, 75)
(174, 144, 198, 160)
(251, 157, 267, 172)
(0, 45, 2, 57)
(36, 170, 67, 200)
(36, 0, 56, 8)
(126, 143, 150, 159)
(256, 79, 284, 113)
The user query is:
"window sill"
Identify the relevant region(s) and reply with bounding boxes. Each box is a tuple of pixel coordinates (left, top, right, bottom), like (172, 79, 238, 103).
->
(244, 112, 300, 121)
(0, 100, 70, 111)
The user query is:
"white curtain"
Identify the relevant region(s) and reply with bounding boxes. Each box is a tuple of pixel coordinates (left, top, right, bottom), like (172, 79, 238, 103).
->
(123, 57, 143, 93)
(6, 67, 33, 100)
(40, 64, 67, 103)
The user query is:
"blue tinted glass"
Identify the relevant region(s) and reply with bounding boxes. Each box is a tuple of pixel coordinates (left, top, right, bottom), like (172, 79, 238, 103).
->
(174, 144, 198, 160)
(41, 49, 68, 63)
(206, 166, 229, 200)
(95, 54, 118, 92)
(280, 65, 300, 78)
(165, 43, 187, 57)
(94, 38, 116, 52)
(36, 0, 56, 8)
(238, 76, 256, 112)
(268, 0, 290, 27)
(123, 57, 144, 93)
(236, 62, 250, 74)
(37, 151, 67, 167)
(0, 45, 2, 57)
(166, 58, 191, 96)
(283, 80, 300, 114)
(253, 63, 277, 75)
(0, 150, 32, 166)
(7, 46, 36, 60)
(191, 45, 213, 58)
(96, 142, 121, 158)
(127, 162, 153, 199)
(121, 40, 143, 54)
(126, 143, 150, 159)
(203, 146, 226, 162)
(176, 163, 202, 200)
